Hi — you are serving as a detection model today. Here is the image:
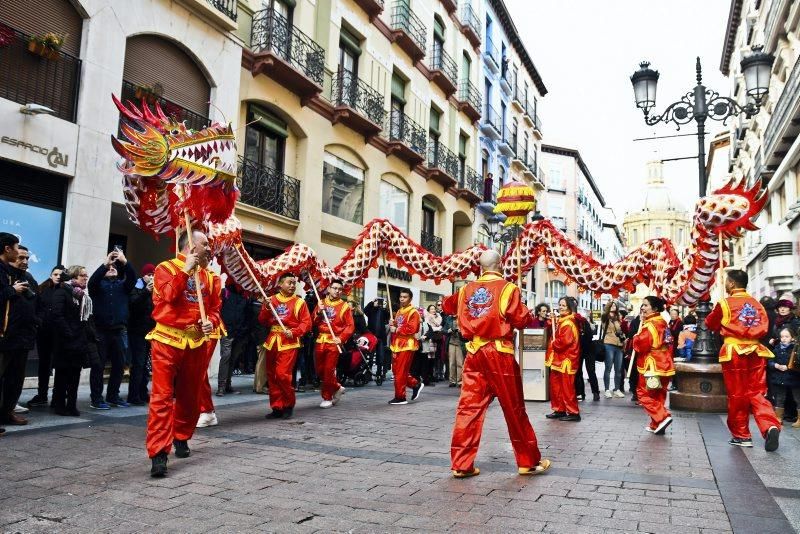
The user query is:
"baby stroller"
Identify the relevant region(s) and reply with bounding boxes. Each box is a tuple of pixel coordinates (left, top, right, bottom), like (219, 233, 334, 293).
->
(338, 331, 378, 387)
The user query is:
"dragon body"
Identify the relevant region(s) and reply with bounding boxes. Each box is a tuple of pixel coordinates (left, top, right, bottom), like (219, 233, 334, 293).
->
(112, 98, 766, 306)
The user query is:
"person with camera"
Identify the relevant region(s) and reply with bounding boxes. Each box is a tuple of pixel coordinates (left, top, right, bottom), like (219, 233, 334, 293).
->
(88, 247, 137, 409)
(600, 300, 626, 399)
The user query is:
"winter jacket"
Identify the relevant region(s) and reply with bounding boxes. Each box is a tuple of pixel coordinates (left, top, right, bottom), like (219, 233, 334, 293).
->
(0, 268, 39, 351)
(128, 278, 155, 335)
(364, 300, 390, 342)
(51, 284, 97, 368)
(769, 315, 800, 348)
(768, 342, 800, 388)
(37, 280, 60, 328)
(88, 263, 136, 329)
(221, 286, 250, 338)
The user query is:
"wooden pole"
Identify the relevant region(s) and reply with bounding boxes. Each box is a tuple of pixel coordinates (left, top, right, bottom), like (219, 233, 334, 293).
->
(232, 245, 289, 335)
(381, 250, 394, 320)
(718, 231, 725, 302)
(307, 274, 343, 354)
(180, 185, 207, 329)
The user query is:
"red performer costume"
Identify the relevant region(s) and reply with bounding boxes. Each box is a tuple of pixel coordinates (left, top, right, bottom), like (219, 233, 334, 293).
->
(632, 313, 675, 433)
(145, 254, 223, 460)
(258, 291, 311, 417)
(389, 303, 421, 402)
(545, 314, 580, 418)
(706, 285, 780, 448)
(443, 267, 549, 477)
(314, 296, 354, 404)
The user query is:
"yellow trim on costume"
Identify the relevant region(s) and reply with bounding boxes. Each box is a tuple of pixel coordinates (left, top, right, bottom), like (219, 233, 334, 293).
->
(498, 282, 515, 320)
(264, 326, 301, 351)
(720, 298, 731, 326)
(718, 336, 774, 362)
(146, 322, 221, 349)
(477, 271, 504, 282)
(644, 322, 660, 345)
(465, 336, 514, 355)
(637, 355, 676, 377)
(549, 358, 576, 375)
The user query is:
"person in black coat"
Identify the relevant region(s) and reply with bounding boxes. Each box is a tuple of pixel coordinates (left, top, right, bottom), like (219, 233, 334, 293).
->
(768, 326, 800, 424)
(364, 298, 390, 381)
(27, 265, 65, 408)
(51, 266, 97, 417)
(127, 264, 156, 405)
(216, 281, 251, 396)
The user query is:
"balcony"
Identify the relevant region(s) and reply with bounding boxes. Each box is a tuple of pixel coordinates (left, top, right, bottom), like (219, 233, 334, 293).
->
(331, 70, 385, 138)
(522, 156, 537, 180)
(384, 109, 427, 166)
(247, 8, 325, 102)
(0, 26, 82, 122)
(477, 176, 499, 213)
(480, 104, 501, 139)
(175, 0, 238, 30)
(426, 139, 459, 188)
(553, 216, 567, 232)
(457, 165, 482, 204)
(511, 148, 526, 171)
(440, 0, 457, 14)
(763, 50, 800, 180)
(238, 157, 300, 220)
(457, 79, 481, 122)
(533, 113, 543, 136)
(390, 1, 427, 63)
(483, 35, 499, 73)
(522, 101, 535, 127)
(459, 3, 481, 48)
(500, 69, 512, 96)
(420, 230, 443, 256)
(353, 0, 385, 21)
(498, 125, 514, 156)
(119, 80, 210, 133)
(429, 47, 458, 96)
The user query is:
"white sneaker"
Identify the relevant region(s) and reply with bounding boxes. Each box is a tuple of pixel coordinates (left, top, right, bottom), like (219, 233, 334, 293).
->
(613, 390, 625, 398)
(332, 386, 345, 405)
(14, 404, 29, 414)
(604, 390, 613, 398)
(196, 411, 218, 428)
(645, 426, 655, 433)
(320, 400, 333, 409)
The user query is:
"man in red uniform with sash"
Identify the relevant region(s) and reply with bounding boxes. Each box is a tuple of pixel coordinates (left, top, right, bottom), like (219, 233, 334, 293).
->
(258, 272, 311, 419)
(443, 250, 551, 478)
(388, 288, 423, 405)
(545, 297, 581, 421)
(314, 278, 354, 409)
(146, 229, 223, 477)
(706, 269, 780, 451)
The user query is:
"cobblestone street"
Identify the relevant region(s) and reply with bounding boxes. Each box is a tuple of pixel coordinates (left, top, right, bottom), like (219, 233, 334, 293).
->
(1, 377, 798, 533)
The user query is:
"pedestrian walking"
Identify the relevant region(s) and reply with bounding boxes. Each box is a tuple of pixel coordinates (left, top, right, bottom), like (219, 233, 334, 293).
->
(600, 300, 626, 398)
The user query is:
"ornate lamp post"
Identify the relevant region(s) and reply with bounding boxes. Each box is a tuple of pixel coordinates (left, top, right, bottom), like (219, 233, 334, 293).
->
(629, 47, 774, 410)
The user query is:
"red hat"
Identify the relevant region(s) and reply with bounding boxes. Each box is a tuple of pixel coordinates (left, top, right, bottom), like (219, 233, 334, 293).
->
(140, 263, 156, 276)
(777, 299, 795, 309)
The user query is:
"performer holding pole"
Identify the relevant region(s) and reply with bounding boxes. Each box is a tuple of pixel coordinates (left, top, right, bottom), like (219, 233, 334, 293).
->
(706, 269, 780, 451)
(146, 228, 223, 477)
(233, 245, 289, 335)
(381, 250, 394, 319)
(443, 250, 550, 477)
(310, 277, 354, 409)
(387, 287, 423, 405)
(257, 272, 312, 419)
(545, 296, 581, 422)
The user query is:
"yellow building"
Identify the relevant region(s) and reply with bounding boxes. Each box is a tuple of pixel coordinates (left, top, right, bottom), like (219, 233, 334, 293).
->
(233, 0, 486, 306)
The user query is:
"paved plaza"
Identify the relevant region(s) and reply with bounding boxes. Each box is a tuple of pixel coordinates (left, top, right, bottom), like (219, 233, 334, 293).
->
(1, 375, 798, 533)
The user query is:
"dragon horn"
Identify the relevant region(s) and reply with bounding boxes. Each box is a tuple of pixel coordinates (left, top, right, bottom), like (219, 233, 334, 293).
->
(113, 94, 145, 123)
(142, 101, 160, 126)
(154, 100, 170, 123)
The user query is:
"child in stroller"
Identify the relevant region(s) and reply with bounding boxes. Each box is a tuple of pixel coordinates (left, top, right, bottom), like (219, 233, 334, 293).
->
(337, 331, 378, 387)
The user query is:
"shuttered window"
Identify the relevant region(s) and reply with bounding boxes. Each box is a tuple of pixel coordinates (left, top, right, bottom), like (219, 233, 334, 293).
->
(123, 35, 210, 117)
(1, 0, 83, 56)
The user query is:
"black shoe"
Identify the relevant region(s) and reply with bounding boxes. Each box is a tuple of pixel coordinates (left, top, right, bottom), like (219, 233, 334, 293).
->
(592, 393, 600, 402)
(559, 413, 582, 422)
(728, 437, 753, 447)
(174, 439, 191, 458)
(281, 408, 293, 419)
(27, 394, 49, 408)
(411, 382, 424, 401)
(546, 411, 567, 419)
(215, 387, 225, 397)
(150, 452, 168, 477)
(224, 386, 240, 395)
(449, 383, 457, 388)
(388, 397, 408, 405)
(129, 400, 145, 406)
(765, 426, 780, 452)
(267, 409, 283, 419)
(54, 407, 69, 417)
(67, 408, 81, 417)
(0, 427, 5, 435)
(654, 416, 673, 435)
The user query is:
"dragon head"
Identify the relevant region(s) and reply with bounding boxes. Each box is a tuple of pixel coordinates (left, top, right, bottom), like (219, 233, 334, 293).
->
(694, 177, 767, 238)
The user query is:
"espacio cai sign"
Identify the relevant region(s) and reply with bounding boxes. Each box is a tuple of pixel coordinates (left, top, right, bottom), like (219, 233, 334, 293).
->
(1, 135, 70, 169)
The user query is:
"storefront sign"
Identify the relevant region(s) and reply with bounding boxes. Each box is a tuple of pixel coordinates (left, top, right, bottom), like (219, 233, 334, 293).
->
(378, 265, 412, 282)
(1, 135, 69, 169)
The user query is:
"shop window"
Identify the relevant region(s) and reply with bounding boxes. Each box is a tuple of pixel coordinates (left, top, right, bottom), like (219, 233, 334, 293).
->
(322, 152, 364, 223)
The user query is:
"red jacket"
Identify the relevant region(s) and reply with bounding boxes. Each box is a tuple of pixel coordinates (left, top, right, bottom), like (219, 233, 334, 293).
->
(633, 313, 675, 377)
(258, 293, 312, 351)
(706, 289, 772, 362)
(314, 297, 355, 345)
(442, 271, 530, 355)
(545, 313, 580, 374)
(389, 304, 420, 352)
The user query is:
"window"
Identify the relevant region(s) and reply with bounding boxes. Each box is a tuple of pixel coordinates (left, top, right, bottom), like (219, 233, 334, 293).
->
(548, 165, 565, 191)
(545, 280, 567, 307)
(429, 107, 441, 140)
(263, 0, 292, 20)
(501, 101, 507, 133)
(244, 105, 287, 171)
(322, 152, 364, 223)
(512, 119, 518, 150)
(632, 229, 638, 246)
(390, 72, 406, 137)
(498, 165, 506, 185)
(379, 180, 409, 234)
(481, 149, 489, 179)
(458, 133, 468, 179)
(422, 203, 436, 235)
(654, 226, 663, 238)
(433, 15, 445, 58)
(548, 194, 565, 218)
(677, 227, 684, 246)
(484, 78, 492, 114)
(338, 27, 360, 77)
(462, 52, 471, 81)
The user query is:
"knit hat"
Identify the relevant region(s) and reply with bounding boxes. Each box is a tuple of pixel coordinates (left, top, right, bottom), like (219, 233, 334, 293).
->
(777, 299, 795, 310)
(140, 263, 156, 276)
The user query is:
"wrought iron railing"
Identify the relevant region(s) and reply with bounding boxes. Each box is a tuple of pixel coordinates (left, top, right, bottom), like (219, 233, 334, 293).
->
(430, 46, 458, 86)
(458, 79, 481, 112)
(386, 109, 426, 155)
(120, 80, 210, 132)
(460, 166, 482, 198)
(534, 113, 542, 133)
(420, 230, 443, 256)
(427, 139, 459, 178)
(251, 8, 325, 86)
(483, 104, 501, 133)
(207, 0, 237, 21)
(484, 35, 498, 65)
(0, 26, 82, 122)
(332, 69, 386, 126)
(501, 125, 513, 148)
(528, 156, 538, 176)
(238, 156, 300, 220)
(764, 53, 800, 160)
(391, 1, 427, 53)
(460, 3, 481, 40)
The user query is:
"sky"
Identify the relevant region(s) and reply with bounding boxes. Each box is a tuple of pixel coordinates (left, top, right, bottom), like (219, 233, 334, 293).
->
(504, 0, 732, 222)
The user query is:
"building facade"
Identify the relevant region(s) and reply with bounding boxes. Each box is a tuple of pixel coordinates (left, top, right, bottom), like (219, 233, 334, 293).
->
(720, 0, 800, 298)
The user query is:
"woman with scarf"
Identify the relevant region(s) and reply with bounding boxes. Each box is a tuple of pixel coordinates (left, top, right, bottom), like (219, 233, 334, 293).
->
(51, 265, 97, 416)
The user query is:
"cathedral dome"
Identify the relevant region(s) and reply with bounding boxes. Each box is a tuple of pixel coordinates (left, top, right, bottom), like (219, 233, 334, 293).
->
(642, 161, 685, 212)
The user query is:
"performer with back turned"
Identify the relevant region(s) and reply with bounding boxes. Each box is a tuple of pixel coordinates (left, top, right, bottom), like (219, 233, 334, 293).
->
(706, 269, 780, 451)
(258, 272, 312, 419)
(314, 278, 354, 409)
(146, 229, 223, 477)
(442, 250, 551, 478)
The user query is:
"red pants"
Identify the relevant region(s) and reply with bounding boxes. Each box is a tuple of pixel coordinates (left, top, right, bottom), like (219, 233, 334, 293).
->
(392, 350, 419, 400)
(722, 355, 781, 439)
(146, 340, 210, 458)
(315, 344, 341, 401)
(549, 369, 579, 415)
(451, 345, 541, 471)
(637, 376, 671, 428)
(266, 347, 298, 411)
(198, 345, 216, 414)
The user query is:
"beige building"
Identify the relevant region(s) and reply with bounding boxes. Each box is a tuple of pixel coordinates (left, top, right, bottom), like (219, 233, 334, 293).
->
(720, 0, 800, 298)
(623, 161, 692, 310)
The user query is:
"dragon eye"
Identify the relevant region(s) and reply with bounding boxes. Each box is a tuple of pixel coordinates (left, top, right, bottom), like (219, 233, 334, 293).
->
(170, 128, 180, 135)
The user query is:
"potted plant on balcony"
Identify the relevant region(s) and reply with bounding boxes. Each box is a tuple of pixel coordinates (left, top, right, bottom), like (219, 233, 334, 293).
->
(27, 32, 65, 60)
(134, 84, 161, 105)
(0, 24, 15, 48)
